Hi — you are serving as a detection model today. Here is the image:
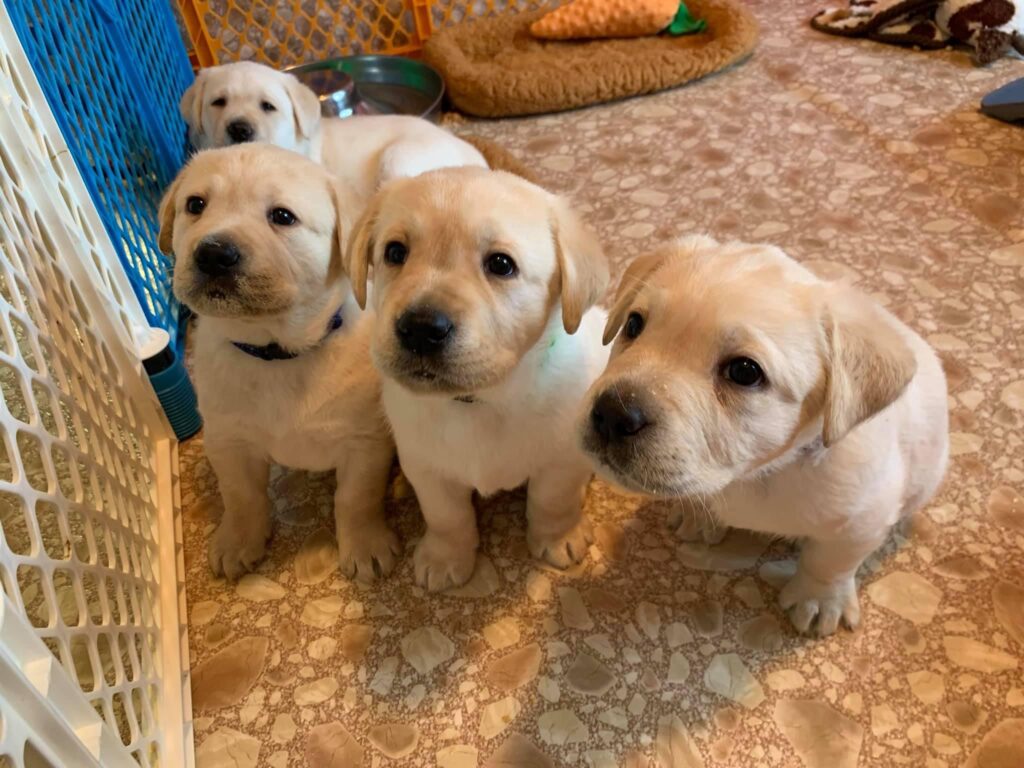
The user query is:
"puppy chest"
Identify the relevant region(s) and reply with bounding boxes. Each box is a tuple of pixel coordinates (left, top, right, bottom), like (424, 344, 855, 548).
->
(203, 384, 360, 472)
(464, 445, 535, 497)
(389, 401, 543, 495)
(265, 430, 340, 473)
(263, 399, 375, 471)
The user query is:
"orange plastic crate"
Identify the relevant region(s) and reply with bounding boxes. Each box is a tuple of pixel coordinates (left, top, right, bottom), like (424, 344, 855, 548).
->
(179, 0, 554, 69)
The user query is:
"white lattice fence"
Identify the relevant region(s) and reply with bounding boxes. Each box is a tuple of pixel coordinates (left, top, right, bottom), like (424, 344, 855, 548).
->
(0, 10, 192, 768)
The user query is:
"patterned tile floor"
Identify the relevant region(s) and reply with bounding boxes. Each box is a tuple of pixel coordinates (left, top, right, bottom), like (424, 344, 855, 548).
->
(180, 2, 1024, 765)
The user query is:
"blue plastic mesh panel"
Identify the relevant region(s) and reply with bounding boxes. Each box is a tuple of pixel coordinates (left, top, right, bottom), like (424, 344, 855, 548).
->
(5, 0, 195, 352)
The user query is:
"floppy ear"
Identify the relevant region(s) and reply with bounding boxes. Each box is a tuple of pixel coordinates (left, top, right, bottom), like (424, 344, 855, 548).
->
(602, 250, 666, 345)
(550, 199, 608, 334)
(157, 176, 181, 256)
(283, 74, 322, 140)
(327, 181, 359, 286)
(179, 71, 207, 136)
(821, 291, 918, 447)
(343, 193, 383, 310)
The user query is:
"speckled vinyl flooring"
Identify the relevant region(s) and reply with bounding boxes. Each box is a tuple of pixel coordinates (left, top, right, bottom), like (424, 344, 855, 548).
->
(179, 2, 1024, 766)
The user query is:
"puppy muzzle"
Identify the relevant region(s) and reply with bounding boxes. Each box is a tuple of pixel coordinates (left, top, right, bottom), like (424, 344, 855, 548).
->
(381, 304, 483, 393)
(226, 119, 255, 144)
(590, 388, 652, 445)
(581, 382, 671, 491)
(194, 238, 242, 279)
(395, 305, 454, 358)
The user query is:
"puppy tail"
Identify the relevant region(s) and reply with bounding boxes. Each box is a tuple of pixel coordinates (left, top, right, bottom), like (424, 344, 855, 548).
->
(458, 135, 542, 186)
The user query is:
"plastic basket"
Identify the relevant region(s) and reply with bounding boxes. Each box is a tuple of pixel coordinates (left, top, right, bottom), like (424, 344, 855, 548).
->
(0, 11, 191, 768)
(180, 0, 556, 67)
(4, 0, 196, 354)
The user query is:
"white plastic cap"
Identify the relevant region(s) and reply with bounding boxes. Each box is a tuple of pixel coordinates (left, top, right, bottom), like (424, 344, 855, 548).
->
(136, 326, 171, 361)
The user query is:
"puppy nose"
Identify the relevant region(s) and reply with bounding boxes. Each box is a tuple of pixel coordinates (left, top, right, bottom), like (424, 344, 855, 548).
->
(396, 307, 454, 356)
(194, 241, 241, 277)
(591, 390, 650, 442)
(226, 120, 254, 143)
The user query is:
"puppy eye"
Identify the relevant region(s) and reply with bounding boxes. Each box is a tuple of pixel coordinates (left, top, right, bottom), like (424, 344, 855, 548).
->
(624, 312, 645, 340)
(384, 241, 408, 266)
(268, 207, 298, 226)
(211, 97, 226, 108)
(185, 196, 206, 215)
(261, 101, 276, 113)
(484, 252, 517, 278)
(723, 357, 765, 387)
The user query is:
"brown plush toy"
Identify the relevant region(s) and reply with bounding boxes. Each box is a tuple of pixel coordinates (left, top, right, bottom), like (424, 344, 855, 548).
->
(937, 0, 1024, 64)
(811, 0, 1024, 64)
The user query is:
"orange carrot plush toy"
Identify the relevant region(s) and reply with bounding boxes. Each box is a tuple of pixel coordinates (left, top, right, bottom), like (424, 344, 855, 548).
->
(530, 0, 706, 40)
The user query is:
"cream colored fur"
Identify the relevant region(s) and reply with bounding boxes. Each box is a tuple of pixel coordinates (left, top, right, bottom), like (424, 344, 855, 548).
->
(180, 61, 488, 204)
(159, 144, 398, 582)
(347, 168, 610, 590)
(580, 235, 949, 636)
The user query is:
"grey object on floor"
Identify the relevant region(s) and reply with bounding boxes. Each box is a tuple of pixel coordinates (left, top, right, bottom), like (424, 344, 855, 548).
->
(981, 76, 1024, 123)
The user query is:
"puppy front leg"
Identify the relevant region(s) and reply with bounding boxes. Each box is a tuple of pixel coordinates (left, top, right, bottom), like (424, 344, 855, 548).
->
(526, 465, 594, 569)
(206, 442, 272, 579)
(334, 439, 401, 583)
(406, 464, 478, 591)
(780, 532, 887, 637)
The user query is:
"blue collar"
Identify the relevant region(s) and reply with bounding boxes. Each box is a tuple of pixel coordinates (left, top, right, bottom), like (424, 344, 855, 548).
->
(232, 309, 344, 361)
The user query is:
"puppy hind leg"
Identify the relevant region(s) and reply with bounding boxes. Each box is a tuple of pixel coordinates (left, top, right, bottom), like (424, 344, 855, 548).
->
(526, 466, 595, 569)
(376, 139, 482, 187)
(334, 440, 401, 583)
(405, 465, 479, 591)
(206, 443, 273, 579)
(780, 531, 887, 637)
(668, 497, 728, 544)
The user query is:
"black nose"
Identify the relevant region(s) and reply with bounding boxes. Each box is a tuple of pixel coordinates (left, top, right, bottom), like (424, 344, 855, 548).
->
(226, 120, 254, 143)
(396, 307, 454, 356)
(194, 241, 241, 277)
(591, 389, 650, 443)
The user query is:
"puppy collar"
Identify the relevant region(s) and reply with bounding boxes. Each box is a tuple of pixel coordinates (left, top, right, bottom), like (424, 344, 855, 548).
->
(232, 309, 344, 361)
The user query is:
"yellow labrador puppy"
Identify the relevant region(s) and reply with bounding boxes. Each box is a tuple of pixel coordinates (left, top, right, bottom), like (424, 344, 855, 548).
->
(180, 61, 487, 202)
(580, 236, 949, 636)
(159, 144, 398, 581)
(345, 168, 610, 590)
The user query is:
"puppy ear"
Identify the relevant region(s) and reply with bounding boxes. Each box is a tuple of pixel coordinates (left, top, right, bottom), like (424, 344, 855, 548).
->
(344, 193, 382, 310)
(327, 181, 359, 286)
(550, 199, 608, 334)
(822, 290, 917, 447)
(157, 176, 181, 255)
(284, 74, 322, 140)
(602, 250, 666, 345)
(179, 71, 207, 137)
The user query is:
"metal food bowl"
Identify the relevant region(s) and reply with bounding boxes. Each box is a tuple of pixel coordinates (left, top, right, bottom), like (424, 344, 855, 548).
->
(286, 56, 445, 122)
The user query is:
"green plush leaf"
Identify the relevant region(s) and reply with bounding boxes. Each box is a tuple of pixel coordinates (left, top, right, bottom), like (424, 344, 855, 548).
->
(667, 1, 708, 36)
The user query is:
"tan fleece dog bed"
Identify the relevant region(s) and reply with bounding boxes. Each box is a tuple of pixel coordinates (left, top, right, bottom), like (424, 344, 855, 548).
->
(423, 0, 759, 118)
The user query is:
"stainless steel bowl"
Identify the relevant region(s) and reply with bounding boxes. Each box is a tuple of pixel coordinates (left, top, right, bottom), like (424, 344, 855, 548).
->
(286, 56, 445, 122)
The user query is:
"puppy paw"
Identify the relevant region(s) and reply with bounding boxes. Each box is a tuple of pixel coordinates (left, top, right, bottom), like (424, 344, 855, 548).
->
(528, 517, 594, 569)
(668, 504, 727, 544)
(413, 532, 477, 592)
(779, 571, 860, 637)
(338, 523, 402, 583)
(208, 520, 271, 580)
